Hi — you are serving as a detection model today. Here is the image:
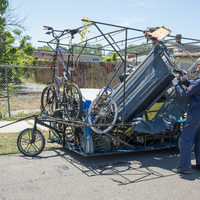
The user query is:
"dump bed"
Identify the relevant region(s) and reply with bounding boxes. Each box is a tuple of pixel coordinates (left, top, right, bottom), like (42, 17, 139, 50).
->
(111, 45, 174, 122)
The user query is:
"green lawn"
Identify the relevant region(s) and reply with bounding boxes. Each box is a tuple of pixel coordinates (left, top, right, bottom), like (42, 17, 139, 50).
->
(0, 130, 61, 155)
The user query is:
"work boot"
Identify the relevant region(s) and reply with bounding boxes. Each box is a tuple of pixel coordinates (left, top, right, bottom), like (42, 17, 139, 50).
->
(172, 168, 191, 174)
(191, 164, 200, 170)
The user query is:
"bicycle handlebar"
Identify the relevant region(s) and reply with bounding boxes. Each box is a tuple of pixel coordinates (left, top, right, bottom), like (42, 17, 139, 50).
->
(43, 26, 80, 39)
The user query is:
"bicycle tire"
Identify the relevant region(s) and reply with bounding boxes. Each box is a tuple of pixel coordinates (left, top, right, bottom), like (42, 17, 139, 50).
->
(63, 83, 82, 119)
(41, 86, 58, 115)
(17, 128, 45, 157)
(88, 95, 118, 134)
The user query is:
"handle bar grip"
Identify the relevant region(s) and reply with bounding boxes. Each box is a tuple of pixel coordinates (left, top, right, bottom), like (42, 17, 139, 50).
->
(43, 26, 52, 30)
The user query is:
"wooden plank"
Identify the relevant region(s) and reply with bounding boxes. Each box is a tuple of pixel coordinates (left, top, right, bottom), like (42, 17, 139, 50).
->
(145, 26, 172, 44)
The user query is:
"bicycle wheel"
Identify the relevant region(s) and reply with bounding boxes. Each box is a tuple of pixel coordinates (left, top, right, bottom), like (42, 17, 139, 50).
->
(41, 86, 57, 115)
(63, 83, 82, 119)
(17, 128, 45, 157)
(88, 95, 118, 134)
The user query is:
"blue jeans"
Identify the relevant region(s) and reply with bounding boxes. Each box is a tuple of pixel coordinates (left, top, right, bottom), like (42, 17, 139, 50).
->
(178, 124, 200, 169)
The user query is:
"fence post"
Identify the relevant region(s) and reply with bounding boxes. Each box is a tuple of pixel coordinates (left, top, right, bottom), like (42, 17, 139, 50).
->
(5, 66, 11, 118)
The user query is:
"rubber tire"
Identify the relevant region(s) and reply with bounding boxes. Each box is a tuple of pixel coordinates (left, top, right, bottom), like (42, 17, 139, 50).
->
(64, 83, 82, 119)
(17, 128, 45, 157)
(41, 86, 57, 114)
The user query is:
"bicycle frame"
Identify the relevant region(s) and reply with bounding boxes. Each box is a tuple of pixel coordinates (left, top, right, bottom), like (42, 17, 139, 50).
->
(40, 26, 83, 120)
(42, 28, 75, 104)
(52, 74, 64, 102)
(43, 26, 80, 79)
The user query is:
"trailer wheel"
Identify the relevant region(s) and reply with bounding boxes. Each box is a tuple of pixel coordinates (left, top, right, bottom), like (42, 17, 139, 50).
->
(17, 128, 45, 157)
(88, 95, 118, 134)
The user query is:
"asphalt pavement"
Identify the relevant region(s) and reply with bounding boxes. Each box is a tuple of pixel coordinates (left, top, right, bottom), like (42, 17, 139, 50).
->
(0, 146, 200, 199)
(0, 87, 200, 200)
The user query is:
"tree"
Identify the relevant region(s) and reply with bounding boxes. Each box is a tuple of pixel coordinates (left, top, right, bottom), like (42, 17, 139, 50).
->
(40, 45, 51, 51)
(0, 1, 35, 86)
(102, 52, 118, 62)
(3, 1, 27, 32)
(0, 0, 8, 25)
(0, 0, 9, 58)
(0, 29, 35, 84)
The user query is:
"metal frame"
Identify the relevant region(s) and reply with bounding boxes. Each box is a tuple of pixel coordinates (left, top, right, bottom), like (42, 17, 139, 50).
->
(19, 114, 183, 157)
(3, 19, 200, 156)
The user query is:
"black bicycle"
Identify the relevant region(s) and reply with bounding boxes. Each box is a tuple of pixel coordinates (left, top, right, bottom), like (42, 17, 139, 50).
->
(40, 26, 82, 120)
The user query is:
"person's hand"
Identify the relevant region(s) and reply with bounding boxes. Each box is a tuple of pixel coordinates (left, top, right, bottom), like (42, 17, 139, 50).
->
(181, 76, 186, 83)
(172, 78, 179, 86)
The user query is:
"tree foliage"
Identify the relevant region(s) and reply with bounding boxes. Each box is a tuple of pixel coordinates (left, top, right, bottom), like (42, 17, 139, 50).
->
(0, 29, 36, 84)
(0, 0, 8, 25)
(40, 45, 51, 51)
(0, 1, 36, 85)
(102, 52, 118, 62)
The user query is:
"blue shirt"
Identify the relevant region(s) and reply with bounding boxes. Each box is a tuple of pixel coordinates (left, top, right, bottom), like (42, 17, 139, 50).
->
(175, 77, 200, 124)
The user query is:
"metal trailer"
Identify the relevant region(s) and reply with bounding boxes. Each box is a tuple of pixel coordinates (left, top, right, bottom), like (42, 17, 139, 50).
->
(15, 111, 184, 157)
(14, 20, 200, 157)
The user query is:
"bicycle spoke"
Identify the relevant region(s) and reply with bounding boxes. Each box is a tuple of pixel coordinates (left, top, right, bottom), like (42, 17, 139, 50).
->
(32, 143, 40, 151)
(25, 143, 32, 152)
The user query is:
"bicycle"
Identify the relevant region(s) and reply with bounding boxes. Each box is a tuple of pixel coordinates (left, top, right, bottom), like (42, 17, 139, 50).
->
(40, 26, 83, 120)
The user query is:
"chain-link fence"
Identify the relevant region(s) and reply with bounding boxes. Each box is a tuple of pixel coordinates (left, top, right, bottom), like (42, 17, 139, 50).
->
(0, 61, 124, 119)
(0, 65, 50, 119)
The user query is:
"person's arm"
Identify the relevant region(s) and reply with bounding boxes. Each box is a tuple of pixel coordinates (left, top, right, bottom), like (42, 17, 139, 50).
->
(176, 79, 200, 98)
(182, 77, 192, 87)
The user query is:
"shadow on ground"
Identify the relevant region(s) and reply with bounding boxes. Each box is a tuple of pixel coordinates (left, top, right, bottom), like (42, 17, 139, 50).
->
(22, 147, 200, 185)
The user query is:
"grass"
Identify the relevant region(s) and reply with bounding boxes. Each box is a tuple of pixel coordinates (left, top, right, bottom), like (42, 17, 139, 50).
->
(0, 93, 41, 119)
(0, 129, 62, 155)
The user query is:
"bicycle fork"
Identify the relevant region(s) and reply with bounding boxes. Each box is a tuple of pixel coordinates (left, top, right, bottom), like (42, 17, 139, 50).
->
(30, 116, 38, 144)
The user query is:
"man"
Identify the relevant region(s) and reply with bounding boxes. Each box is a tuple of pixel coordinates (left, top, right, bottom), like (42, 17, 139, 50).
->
(172, 63, 200, 174)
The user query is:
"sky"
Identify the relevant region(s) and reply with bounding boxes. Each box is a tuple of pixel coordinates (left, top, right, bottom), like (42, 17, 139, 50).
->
(8, 0, 200, 48)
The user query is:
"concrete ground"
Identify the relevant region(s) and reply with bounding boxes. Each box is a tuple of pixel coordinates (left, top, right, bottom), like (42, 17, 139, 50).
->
(0, 147, 200, 200)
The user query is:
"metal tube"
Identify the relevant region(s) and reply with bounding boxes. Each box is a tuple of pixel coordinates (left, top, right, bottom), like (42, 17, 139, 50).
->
(94, 23, 124, 60)
(100, 35, 144, 49)
(122, 29, 128, 124)
(176, 42, 199, 64)
(5, 66, 11, 118)
(74, 41, 87, 67)
(57, 40, 60, 77)
(108, 34, 125, 56)
(82, 19, 144, 32)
